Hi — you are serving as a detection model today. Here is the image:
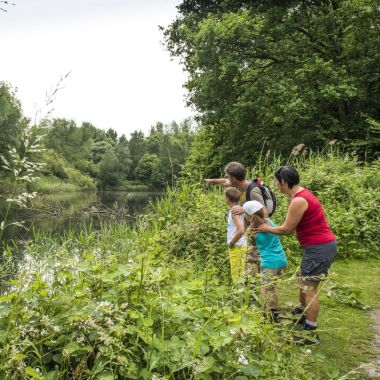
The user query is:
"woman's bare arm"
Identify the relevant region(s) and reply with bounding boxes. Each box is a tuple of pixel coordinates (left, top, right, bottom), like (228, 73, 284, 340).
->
(251, 197, 308, 235)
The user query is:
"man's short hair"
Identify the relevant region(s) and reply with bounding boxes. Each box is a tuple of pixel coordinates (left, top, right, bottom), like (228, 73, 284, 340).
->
(225, 187, 241, 203)
(224, 162, 246, 181)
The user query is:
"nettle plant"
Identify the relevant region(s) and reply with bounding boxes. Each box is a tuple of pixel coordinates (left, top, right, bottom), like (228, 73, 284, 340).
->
(0, 126, 45, 242)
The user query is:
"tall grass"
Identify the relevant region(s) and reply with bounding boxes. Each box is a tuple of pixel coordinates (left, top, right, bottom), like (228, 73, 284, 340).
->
(0, 150, 378, 379)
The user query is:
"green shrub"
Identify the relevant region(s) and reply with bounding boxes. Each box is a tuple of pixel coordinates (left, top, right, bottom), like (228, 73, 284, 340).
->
(28, 175, 81, 193)
(280, 153, 379, 259)
(158, 152, 380, 263)
(65, 167, 96, 190)
(42, 149, 69, 180)
(0, 223, 317, 379)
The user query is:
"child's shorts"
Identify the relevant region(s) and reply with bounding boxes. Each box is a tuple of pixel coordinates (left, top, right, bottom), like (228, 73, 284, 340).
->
(260, 267, 286, 284)
(246, 247, 261, 264)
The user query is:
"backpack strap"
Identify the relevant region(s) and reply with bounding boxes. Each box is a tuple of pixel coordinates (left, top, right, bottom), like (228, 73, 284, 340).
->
(245, 179, 259, 202)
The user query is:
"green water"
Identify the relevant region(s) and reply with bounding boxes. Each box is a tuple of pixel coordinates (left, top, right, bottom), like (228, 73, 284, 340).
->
(0, 191, 160, 245)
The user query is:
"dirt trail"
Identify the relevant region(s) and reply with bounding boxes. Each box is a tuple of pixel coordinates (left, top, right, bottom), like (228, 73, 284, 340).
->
(367, 296, 380, 377)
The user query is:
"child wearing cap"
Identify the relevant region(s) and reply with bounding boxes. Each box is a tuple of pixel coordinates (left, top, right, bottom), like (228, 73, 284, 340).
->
(225, 187, 247, 284)
(243, 200, 288, 322)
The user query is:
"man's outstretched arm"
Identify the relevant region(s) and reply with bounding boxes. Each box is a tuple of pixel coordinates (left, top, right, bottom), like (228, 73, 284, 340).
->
(204, 178, 231, 187)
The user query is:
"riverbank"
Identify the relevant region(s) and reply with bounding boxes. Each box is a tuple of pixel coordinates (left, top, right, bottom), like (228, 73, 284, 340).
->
(0, 176, 154, 195)
(25, 176, 151, 193)
(0, 153, 378, 378)
(1, 218, 378, 379)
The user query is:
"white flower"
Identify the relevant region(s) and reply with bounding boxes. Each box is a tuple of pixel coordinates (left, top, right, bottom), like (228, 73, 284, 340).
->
(151, 376, 165, 380)
(230, 329, 237, 335)
(305, 349, 312, 355)
(98, 301, 112, 308)
(237, 353, 248, 365)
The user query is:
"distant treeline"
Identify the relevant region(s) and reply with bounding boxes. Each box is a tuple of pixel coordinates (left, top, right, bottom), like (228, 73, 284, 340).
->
(0, 82, 194, 190)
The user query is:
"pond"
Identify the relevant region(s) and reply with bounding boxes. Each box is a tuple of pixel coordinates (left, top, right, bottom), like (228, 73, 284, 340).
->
(0, 191, 161, 247)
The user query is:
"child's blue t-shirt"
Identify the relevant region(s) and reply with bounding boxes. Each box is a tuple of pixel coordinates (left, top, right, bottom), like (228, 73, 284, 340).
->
(255, 219, 288, 269)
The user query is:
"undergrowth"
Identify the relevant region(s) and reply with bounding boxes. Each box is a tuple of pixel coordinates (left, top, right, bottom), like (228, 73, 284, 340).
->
(0, 151, 378, 379)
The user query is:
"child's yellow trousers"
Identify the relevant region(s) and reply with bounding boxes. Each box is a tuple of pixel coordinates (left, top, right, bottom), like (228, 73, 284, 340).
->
(228, 246, 246, 284)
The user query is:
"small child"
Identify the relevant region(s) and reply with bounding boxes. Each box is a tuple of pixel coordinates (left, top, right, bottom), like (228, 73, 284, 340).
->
(225, 187, 247, 284)
(243, 201, 288, 321)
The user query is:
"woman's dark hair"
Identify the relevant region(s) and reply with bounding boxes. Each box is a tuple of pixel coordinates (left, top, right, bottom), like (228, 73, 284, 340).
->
(275, 166, 300, 189)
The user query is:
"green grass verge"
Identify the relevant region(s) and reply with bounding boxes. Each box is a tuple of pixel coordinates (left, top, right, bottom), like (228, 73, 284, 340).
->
(280, 259, 380, 379)
(28, 176, 82, 193)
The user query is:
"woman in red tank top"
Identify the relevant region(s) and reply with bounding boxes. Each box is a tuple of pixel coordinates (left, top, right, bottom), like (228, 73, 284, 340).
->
(252, 166, 337, 345)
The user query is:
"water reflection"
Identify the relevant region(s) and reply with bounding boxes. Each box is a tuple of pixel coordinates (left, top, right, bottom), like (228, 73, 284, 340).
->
(0, 191, 160, 245)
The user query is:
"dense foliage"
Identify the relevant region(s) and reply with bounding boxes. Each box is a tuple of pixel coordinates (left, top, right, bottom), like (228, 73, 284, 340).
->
(0, 82, 194, 191)
(0, 153, 378, 379)
(0, 83, 27, 166)
(163, 0, 380, 175)
(41, 118, 194, 190)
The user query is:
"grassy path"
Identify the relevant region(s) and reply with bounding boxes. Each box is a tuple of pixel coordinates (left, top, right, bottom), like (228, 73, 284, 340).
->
(367, 283, 380, 378)
(280, 259, 380, 379)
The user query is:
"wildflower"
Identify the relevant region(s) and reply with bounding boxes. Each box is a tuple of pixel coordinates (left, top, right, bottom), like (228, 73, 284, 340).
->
(190, 359, 203, 375)
(151, 375, 166, 380)
(230, 329, 237, 335)
(290, 143, 305, 157)
(98, 301, 112, 308)
(237, 353, 248, 365)
(41, 315, 51, 325)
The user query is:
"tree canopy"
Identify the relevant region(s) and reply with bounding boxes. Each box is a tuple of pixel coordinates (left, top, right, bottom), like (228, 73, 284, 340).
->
(164, 0, 380, 174)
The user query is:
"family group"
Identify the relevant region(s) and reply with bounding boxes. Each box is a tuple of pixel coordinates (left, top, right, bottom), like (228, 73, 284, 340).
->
(206, 162, 337, 345)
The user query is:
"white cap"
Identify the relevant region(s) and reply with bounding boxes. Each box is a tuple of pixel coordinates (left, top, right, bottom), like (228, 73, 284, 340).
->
(242, 201, 264, 215)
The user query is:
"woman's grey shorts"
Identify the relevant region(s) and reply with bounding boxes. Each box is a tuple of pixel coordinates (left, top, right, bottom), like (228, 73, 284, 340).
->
(301, 240, 337, 282)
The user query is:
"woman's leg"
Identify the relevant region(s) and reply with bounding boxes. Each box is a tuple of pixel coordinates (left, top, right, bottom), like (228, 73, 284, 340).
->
(299, 279, 320, 322)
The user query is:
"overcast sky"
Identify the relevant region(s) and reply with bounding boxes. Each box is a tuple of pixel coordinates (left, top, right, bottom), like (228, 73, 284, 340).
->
(0, 0, 193, 137)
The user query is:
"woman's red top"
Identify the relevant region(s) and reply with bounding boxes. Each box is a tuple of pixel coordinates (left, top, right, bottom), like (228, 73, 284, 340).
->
(293, 188, 336, 247)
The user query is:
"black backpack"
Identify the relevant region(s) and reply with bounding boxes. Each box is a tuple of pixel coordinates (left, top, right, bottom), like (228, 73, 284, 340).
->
(246, 179, 277, 216)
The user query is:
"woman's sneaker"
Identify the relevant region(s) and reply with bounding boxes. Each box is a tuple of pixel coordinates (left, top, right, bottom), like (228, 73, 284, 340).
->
(293, 322, 320, 346)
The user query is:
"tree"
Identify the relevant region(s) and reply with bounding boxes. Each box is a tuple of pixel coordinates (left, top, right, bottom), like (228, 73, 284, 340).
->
(98, 149, 123, 189)
(164, 0, 380, 172)
(135, 153, 163, 187)
(128, 130, 146, 177)
(106, 128, 118, 142)
(0, 83, 25, 172)
(115, 136, 133, 179)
